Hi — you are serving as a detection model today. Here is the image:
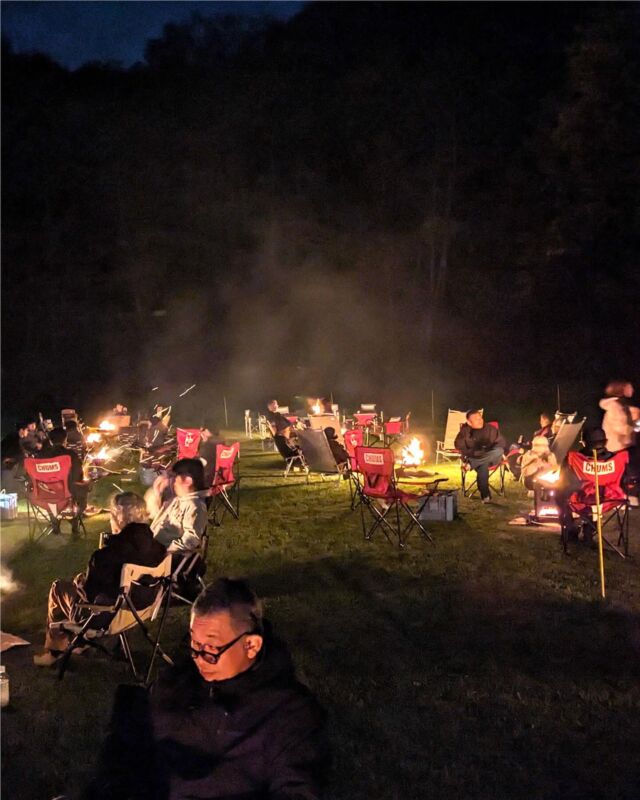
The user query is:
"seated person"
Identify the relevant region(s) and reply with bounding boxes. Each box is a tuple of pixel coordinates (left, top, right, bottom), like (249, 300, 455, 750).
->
(520, 435, 558, 490)
(18, 420, 42, 457)
(150, 458, 209, 554)
(534, 412, 554, 439)
(324, 427, 349, 468)
(454, 410, 506, 502)
(265, 399, 293, 437)
(112, 403, 128, 416)
(85, 578, 327, 800)
(198, 419, 224, 487)
(147, 415, 168, 451)
(34, 492, 166, 666)
(38, 426, 89, 532)
(556, 427, 615, 543)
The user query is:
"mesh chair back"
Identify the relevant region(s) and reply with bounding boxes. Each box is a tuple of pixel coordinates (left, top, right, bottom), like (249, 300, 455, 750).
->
(360, 404, 376, 412)
(442, 410, 468, 449)
(567, 451, 629, 510)
(24, 456, 73, 515)
(298, 429, 340, 473)
(354, 413, 376, 428)
(177, 428, 201, 460)
(384, 418, 403, 435)
(550, 418, 585, 465)
(355, 447, 395, 498)
(213, 442, 240, 488)
(109, 556, 172, 633)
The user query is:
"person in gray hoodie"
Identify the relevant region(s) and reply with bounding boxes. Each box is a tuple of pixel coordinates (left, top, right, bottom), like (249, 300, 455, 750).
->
(150, 458, 209, 554)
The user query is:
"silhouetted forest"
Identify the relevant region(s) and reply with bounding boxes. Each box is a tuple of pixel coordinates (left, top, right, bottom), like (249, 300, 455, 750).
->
(2, 2, 639, 420)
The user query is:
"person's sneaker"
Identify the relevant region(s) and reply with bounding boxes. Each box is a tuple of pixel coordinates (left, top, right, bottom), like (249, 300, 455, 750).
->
(33, 651, 60, 667)
(481, 496, 492, 504)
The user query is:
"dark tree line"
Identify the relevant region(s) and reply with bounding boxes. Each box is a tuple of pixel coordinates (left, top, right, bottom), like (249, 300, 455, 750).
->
(2, 2, 639, 420)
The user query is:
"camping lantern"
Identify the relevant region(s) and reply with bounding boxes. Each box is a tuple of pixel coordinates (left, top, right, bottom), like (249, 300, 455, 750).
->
(531, 469, 560, 522)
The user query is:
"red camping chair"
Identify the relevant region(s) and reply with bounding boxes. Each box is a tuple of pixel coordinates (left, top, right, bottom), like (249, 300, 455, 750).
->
(460, 422, 507, 497)
(353, 412, 380, 445)
(344, 428, 364, 510)
(383, 414, 411, 447)
(176, 428, 201, 460)
(355, 446, 446, 547)
(561, 450, 630, 557)
(209, 442, 241, 526)
(24, 456, 87, 541)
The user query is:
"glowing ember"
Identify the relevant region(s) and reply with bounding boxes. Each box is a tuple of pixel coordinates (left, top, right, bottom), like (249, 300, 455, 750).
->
(99, 420, 116, 431)
(401, 437, 424, 466)
(311, 399, 322, 415)
(86, 432, 102, 444)
(538, 469, 560, 484)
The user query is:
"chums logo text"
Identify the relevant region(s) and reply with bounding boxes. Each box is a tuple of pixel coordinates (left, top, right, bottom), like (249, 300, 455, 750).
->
(220, 449, 234, 460)
(35, 462, 62, 473)
(583, 460, 616, 476)
(364, 453, 385, 465)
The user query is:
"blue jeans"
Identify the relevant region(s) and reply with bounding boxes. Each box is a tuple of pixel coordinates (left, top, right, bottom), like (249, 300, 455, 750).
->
(468, 447, 504, 498)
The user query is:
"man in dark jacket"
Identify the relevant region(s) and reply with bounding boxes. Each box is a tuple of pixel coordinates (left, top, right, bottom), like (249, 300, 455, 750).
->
(86, 578, 327, 799)
(454, 410, 506, 502)
(34, 492, 166, 666)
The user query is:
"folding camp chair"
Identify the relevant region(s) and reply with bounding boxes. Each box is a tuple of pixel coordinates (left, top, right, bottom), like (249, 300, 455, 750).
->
(561, 450, 630, 557)
(61, 408, 79, 426)
(344, 428, 364, 509)
(460, 422, 507, 498)
(435, 409, 468, 463)
(272, 433, 308, 478)
(297, 429, 344, 480)
(353, 413, 379, 445)
(383, 414, 411, 447)
(55, 555, 173, 686)
(209, 442, 241, 525)
(356, 446, 446, 547)
(176, 427, 202, 460)
(171, 534, 210, 605)
(24, 456, 87, 541)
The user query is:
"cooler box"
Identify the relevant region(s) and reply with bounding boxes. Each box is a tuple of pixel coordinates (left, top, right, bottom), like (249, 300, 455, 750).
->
(418, 490, 458, 522)
(0, 493, 18, 520)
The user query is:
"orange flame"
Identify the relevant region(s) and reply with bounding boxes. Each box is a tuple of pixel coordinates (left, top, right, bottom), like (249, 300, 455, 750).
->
(401, 437, 424, 466)
(99, 420, 116, 431)
(311, 399, 322, 415)
(86, 432, 102, 444)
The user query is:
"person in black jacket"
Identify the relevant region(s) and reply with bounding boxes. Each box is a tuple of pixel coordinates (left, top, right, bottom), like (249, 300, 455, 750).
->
(86, 578, 328, 800)
(454, 409, 507, 502)
(33, 492, 166, 667)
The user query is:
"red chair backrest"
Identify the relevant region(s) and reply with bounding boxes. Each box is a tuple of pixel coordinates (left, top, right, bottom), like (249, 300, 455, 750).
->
(355, 447, 395, 498)
(488, 421, 499, 429)
(24, 456, 73, 514)
(354, 413, 376, 427)
(344, 429, 364, 470)
(567, 450, 629, 508)
(384, 419, 403, 435)
(213, 442, 240, 488)
(177, 428, 201, 460)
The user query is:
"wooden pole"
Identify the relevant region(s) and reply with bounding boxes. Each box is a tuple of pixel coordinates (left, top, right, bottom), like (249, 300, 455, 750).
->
(223, 396, 229, 428)
(431, 390, 435, 424)
(556, 384, 561, 411)
(592, 448, 606, 599)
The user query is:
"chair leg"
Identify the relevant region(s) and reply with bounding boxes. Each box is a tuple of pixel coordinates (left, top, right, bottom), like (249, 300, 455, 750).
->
(119, 632, 140, 682)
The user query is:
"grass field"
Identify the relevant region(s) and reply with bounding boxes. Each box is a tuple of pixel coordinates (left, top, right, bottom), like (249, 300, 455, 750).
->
(2, 433, 640, 799)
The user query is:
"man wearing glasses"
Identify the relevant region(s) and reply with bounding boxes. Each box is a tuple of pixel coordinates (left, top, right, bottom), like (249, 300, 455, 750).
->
(87, 578, 327, 799)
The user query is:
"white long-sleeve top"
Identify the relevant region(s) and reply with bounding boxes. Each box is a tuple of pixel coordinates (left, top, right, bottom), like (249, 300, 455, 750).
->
(151, 490, 209, 552)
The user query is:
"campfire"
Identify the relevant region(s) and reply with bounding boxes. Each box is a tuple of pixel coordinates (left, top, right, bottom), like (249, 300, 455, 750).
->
(86, 431, 102, 444)
(400, 437, 425, 466)
(311, 399, 322, 415)
(99, 419, 116, 431)
(537, 469, 560, 485)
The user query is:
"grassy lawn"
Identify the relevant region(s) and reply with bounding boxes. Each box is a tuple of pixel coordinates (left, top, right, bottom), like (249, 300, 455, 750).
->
(2, 433, 640, 799)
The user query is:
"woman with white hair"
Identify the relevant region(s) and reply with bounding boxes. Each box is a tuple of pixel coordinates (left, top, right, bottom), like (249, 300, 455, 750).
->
(599, 380, 639, 453)
(34, 492, 166, 667)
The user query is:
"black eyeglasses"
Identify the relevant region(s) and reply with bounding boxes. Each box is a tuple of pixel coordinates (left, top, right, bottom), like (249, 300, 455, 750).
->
(189, 630, 253, 665)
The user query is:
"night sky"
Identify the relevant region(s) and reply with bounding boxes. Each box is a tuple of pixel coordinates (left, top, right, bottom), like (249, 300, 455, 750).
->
(1, 1, 304, 68)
